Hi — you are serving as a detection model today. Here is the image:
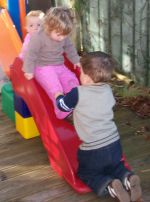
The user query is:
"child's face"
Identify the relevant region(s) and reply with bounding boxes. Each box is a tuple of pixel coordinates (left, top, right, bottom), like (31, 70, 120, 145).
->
(49, 30, 68, 42)
(26, 17, 42, 34)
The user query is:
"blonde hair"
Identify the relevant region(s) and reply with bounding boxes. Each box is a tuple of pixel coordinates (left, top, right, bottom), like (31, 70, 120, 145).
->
(80, 51, 117, 83)
(44, 7, 75, 35)
(26, 10, 45, 22)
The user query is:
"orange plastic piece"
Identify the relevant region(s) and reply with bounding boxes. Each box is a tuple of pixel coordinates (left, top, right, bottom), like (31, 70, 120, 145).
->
(0, 9, 22, 78)
(0, 0, 7, 8)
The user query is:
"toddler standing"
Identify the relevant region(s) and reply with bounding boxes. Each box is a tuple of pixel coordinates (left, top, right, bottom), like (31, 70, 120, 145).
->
(23, 7, 80, 119)
(19, 10, 45, 59)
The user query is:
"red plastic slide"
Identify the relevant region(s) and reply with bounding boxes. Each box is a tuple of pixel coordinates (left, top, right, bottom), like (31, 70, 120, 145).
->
(1, 7, 130, 194)
(10, 57, 91, 193)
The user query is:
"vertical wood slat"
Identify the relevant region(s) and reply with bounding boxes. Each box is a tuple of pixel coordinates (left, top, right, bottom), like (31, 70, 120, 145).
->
(97, 0, 101, 50)
(132, 0, 136, 73)
(120, 0, 123, 70)
(145, 0, 150, 86)
(108, 0, 112, 54)
(54, 0, 150, 86)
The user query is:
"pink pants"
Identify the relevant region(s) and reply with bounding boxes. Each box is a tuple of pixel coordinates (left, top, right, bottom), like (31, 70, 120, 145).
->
(34, 64, 79, 119)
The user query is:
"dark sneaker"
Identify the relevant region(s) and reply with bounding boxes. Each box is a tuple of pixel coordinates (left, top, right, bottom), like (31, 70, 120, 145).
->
(111, 179, 130, 202)
(129, 175, 142, 202)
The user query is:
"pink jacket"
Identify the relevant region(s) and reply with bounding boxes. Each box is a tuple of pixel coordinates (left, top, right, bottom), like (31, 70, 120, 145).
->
(19, 33, 31, 59)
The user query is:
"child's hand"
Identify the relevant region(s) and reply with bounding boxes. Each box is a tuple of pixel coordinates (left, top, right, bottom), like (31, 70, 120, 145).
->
(24, 73, 34, 80)
(74, 62, 81, 69)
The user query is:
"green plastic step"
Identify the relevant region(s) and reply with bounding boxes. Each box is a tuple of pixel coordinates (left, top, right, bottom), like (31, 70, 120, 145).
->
(1, 82, 15, 122)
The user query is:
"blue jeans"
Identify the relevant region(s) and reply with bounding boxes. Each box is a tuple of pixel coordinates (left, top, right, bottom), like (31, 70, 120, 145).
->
(77, 140, 132, 196)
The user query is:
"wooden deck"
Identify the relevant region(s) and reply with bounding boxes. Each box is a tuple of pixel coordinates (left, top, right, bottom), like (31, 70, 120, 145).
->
(0, 95, 150, 202)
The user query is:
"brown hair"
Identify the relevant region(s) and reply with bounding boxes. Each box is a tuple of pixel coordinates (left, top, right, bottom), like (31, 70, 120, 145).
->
(80, 51, 117, 83)
(44, 7, 75, 35)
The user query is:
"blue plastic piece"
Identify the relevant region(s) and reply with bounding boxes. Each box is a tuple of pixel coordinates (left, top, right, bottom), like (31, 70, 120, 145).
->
(25, 0, 29, 13)
(14, 93, 31, 118)
(7, 0, 22, 38)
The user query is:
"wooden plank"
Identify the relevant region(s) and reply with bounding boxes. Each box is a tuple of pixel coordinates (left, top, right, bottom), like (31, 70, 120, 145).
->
(0, 95, 150, 201)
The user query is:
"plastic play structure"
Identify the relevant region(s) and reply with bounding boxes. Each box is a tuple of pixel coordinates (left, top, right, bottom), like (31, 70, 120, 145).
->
(10, 57, 91, 193)
(0, 5, 91, 192)
(0, 9, 22, 77)
(0, 2, 130, 194)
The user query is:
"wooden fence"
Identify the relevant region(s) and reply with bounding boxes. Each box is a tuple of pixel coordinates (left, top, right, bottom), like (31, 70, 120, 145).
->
(55, 0, 150, 86)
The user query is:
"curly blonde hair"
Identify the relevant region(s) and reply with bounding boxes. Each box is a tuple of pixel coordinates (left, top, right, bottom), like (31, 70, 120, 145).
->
(44, 7, 75, 35)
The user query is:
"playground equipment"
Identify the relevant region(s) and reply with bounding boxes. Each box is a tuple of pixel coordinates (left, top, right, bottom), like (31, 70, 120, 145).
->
(0, 7, 91, 193)
(0, 9, 22, 77)
(1, 82, 15, 122)
(0, 0, 7, 8)
(14, 94, 40, 139)
(0, 6, 130, 194)
(10, 57, 91, 193)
